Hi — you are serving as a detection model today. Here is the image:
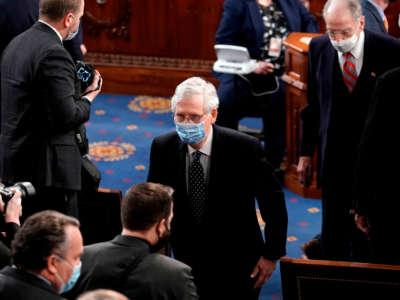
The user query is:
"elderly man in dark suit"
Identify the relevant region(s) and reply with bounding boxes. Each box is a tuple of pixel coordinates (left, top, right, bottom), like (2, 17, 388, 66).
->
(0, 0, 102, 219)
(353, 66, 400, 264)
(214, 0, 319, 172)
(0, 210, 83, 300)
(147, 77, 288, 300)
(64, 182, 198, 300)
(297, 0, 400, 261)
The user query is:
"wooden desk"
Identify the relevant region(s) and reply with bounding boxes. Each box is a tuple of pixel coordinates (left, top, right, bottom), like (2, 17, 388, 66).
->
(282, 32, 321, 199)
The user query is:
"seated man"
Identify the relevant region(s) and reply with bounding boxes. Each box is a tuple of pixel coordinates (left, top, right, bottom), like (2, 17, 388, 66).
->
(65, 182, 198, 300)
(0, 210, 83, 300)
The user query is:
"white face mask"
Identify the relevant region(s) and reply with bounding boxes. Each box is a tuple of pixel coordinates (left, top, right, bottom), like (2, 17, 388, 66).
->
(330, 33, 358, 53)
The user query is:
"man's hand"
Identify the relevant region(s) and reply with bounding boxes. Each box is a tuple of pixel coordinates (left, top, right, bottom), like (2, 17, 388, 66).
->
(250, 257, 277, 288)
(4, 190, 22, 226)
(253, 61, 274, 75)
(355, 214, 370, 234)
(83, 70, 102, 102)
(297, 156, 312, 186)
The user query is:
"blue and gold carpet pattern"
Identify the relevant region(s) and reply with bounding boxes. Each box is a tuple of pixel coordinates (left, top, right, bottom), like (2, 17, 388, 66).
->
(86, 94, 322, 300)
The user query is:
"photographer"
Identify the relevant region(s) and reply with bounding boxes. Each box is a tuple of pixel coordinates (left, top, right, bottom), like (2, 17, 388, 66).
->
(0, 190, 22, 268)
(0, 0, 102, 220)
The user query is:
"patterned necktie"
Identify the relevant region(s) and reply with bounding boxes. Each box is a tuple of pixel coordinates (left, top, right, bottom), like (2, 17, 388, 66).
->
(342, 52, 357, 93)
(384, 16, 389, 32)
(189, 151, 206, 224)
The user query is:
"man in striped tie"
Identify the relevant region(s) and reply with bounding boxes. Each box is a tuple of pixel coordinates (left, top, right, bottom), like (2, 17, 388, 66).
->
(297, 0, 400, 262)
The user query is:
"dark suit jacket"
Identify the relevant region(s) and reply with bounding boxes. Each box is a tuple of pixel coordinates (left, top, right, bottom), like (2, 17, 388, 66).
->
(147, 125, 287, 291)
(300, 31, 400, 185)
(214, 0, 319, 107)
(0, 266, 64, 300)
(0, 22, 91, 190)
(354, 66, 400, 217)
(0, 222, 19, 269)
(361, 0, 387, 35)
(65, 235, 198, 300)
(0, 0, 82, 60)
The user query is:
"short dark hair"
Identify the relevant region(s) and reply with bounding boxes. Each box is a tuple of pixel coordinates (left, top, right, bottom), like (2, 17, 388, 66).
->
(121, 182, 173, 231)
(11, 210, 80, 272)
(39, 0, 82, 22)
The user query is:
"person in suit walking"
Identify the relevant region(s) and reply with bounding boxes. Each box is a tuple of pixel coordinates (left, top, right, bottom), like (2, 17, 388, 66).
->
(353, 66, 400, 264)
(0, 210, 83, 300)
(0, 0, 102, 219)
(361, 0, 391, 35)
(147, 77, 288, 300)
(213, 0, 319, 172)
(64, 182, 198, 300)
(297, 0, 400, 261)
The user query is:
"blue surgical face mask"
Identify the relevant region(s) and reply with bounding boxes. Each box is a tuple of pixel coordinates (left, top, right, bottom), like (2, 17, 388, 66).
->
(175, 122, 205, 145)
(65, 19, 80, 41)
(56, 258, 81, 294)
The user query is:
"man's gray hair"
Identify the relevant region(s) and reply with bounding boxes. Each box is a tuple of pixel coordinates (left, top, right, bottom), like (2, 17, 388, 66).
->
(170, 77, 219, 114)
(323, 0, 363, 22)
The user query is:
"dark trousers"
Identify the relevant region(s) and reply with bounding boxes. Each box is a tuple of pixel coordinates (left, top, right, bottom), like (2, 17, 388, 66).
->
(22, 186, 79, 222)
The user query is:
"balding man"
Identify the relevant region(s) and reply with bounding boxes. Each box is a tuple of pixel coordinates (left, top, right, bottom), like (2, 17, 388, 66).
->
(297, 0, 400, 261)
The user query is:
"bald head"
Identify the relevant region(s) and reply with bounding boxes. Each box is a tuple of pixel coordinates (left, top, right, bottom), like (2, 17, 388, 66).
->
(323, 0, 363, 23)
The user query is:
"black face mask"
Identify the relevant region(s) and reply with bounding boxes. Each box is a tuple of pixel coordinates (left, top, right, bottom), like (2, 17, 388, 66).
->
(150, 223, 171, 253)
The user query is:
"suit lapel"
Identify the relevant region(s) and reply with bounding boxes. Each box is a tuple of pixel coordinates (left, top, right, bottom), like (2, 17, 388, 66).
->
(177, 137, 189, 199)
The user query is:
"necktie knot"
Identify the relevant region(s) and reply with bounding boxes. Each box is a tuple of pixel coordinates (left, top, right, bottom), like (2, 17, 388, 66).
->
(193, 150, 201, 161)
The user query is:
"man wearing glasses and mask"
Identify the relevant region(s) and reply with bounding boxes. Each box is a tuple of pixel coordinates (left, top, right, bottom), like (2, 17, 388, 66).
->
(297, 0, 400, 262)
(0, 0, 102, 219)
(147, 77, 288, 300)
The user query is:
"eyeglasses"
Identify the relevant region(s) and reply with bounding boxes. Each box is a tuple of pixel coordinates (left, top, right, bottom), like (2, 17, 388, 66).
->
(174, 114, 206, 123)
(326, 29, 354, 39)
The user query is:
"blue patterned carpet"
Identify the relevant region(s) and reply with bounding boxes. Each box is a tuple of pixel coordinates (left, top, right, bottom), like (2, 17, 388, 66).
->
(86, 93, 322, 300)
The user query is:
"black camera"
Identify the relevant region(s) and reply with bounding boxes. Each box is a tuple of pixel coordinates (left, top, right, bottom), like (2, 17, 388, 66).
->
(0, 182, 36, 204)
(76, 60, 101, 93)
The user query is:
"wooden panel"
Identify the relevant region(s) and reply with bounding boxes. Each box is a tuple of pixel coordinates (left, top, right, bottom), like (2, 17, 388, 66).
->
(386, 1, 400, 38)
(282, 33, 321, 199)
(83, 0, 224, 60)
(280, 257, 400, 300)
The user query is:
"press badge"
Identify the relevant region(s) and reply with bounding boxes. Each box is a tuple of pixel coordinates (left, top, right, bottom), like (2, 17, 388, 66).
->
(268, 37, 282, 57)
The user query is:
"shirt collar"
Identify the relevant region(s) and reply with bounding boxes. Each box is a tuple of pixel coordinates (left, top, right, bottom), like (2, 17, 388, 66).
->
(188, 126, 213, 157)
(38, 20, 63, 42)
(367, 0, 386, 20)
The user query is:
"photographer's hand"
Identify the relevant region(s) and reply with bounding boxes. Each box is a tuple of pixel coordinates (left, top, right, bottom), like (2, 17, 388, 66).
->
(83, 70, 102, 102)
(4, 190, 22, 226)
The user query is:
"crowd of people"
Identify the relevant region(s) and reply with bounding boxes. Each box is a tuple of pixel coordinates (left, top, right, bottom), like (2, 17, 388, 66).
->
(1, 0, 400, 299)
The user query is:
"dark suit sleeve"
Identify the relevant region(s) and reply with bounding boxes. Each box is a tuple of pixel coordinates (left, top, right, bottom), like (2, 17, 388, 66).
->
(147, 138, 163, 183)
(253, 140, 288, 260)
(296, 0, 319, 33)
(299, 39, 320, 157)
(38, 46, 91, 132)
(215, 0, 245, 45)
(353, 69, 396, 215)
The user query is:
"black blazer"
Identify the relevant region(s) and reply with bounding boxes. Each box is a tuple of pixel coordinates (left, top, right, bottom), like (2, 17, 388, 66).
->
(0, 22, 91, 190)
(147, 125, 287, 279)
(0, 266, 64, 300)
(65, 235, 198, 300)
(300, 31, 400, 184)
(354, 66, 400, 217)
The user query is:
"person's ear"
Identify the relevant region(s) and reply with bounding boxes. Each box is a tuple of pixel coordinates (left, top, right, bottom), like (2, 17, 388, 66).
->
(47, 254, 60, 275)
(156, 218, 167, 236)
(63, 13, 75, 29)
(210, 108, 218, 124)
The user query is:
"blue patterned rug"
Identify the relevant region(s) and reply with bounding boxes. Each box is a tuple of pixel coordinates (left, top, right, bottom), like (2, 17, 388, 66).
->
(86, 93, 322, 300)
